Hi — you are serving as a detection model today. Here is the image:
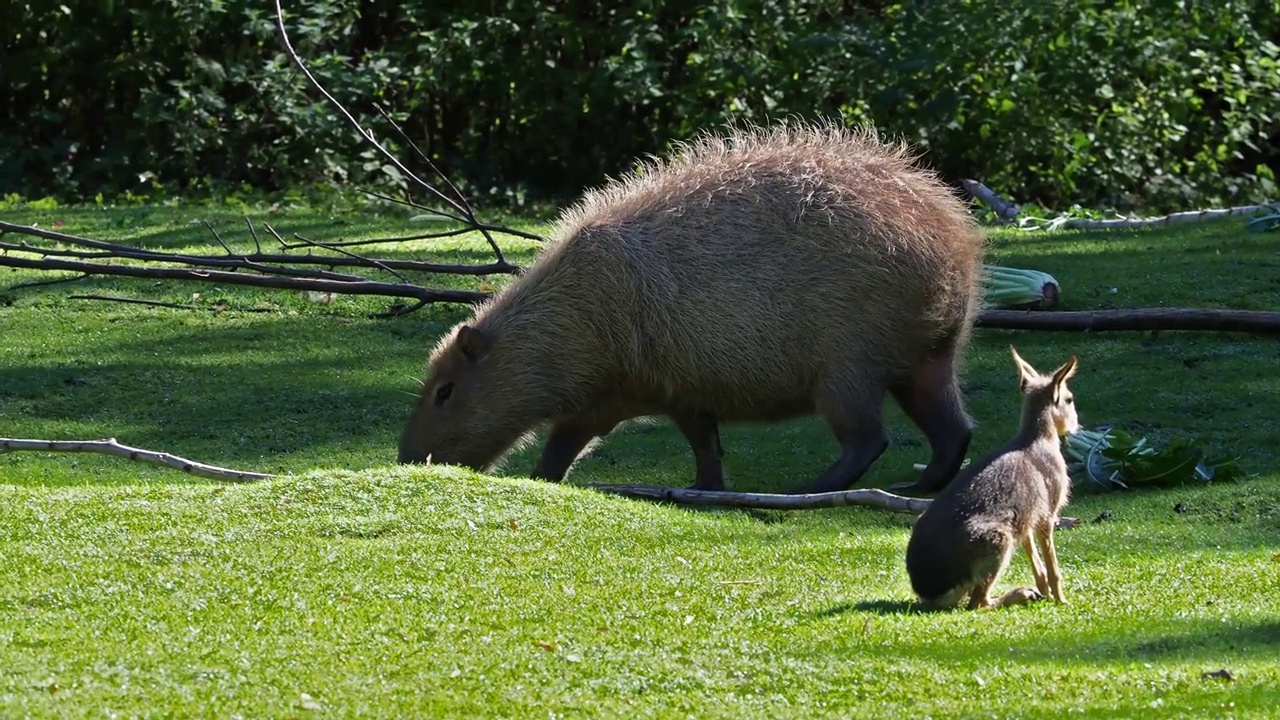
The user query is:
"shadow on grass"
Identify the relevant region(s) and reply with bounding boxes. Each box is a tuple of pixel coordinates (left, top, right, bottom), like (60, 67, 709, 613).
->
(818, 599, 922, 617)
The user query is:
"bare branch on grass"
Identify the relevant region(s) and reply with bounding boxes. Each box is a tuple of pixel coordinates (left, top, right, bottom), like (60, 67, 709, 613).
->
(977, 308, 1280, 336)
(0, 252, 487, 304)
(586, 483, 1081, 528)
(589, 483, 933, 513)
(0, 437, 275, 482)
(1019, 203, 1279, 231)
(67, 294, 280, 313)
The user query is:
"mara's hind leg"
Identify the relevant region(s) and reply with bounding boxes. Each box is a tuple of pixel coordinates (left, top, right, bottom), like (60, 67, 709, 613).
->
(531, 413, 625, 482)
(966, 537, 1042, 610)
(889, 349, 974, 495)
(1037, 520, 1068, 603)
(670, 409, 726, 491)
(797, 378, 889, 494)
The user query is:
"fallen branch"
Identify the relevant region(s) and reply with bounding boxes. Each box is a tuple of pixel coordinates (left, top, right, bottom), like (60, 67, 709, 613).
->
(67, 294, 280, 313)
(976, 308, 1280, 335)
(587, 483, 1081, 528)
(588, 483, 931, 513)
(0, 253, 487, 305)
(1020, 203, 1278, 231)
(0, 437, 275, 483)
(962, 179, 1020, 221)
(0, 223, 520, 276)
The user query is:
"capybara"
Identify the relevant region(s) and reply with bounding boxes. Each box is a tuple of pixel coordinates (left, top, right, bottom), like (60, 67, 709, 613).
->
(906, 347, 1080, 610)
(398, 119, 986, 494)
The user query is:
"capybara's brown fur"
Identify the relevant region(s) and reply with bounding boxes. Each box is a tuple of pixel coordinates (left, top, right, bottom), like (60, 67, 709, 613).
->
(398, 119, 987, 494)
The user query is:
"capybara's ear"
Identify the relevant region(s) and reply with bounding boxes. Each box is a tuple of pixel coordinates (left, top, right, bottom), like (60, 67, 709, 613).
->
(456, 325, 491, 362)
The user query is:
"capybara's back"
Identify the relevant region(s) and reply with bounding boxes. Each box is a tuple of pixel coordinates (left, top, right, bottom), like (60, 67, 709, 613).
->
(399, 119, 987, 495)
(557, 121, 985, 420)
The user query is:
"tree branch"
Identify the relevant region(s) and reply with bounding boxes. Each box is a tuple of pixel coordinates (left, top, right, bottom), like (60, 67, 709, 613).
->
(976, 308, 1280, 335)
(1020, 203, 1279, 231)
(586, 483, 1082, 528)
(270, 0, 536, 255)
(0, 253, 487, 304)
(0, 437, 275, 482)
(588, 483, 932, 513)
(962, 179, 1020, 221)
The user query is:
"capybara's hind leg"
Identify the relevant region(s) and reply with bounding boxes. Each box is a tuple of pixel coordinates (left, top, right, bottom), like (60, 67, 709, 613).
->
(671, 410, 725, 491)
(799, 384, 889, 494)
(889, 352, 973, 494)
(531, 416, 621, 482)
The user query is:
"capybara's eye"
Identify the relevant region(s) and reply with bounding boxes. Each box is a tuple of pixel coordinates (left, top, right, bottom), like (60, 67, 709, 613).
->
(434, 382, 455, 406)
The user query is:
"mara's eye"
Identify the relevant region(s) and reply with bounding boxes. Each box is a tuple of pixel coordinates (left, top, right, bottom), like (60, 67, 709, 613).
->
(1065, 396, 1074, 405)
(434, 382, 455, 406)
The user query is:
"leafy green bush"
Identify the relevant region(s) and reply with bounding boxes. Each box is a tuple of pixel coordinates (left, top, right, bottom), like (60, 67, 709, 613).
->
(1, 0, 1276, 213)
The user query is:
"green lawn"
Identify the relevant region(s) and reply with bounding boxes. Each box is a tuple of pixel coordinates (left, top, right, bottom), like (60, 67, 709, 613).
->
(1, 202, 1278, 718)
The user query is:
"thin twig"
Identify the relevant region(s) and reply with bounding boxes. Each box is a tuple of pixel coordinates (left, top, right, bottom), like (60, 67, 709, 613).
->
(271, 0, 473, 223)
(67, 294, 279, 313)
(354, 187, 466, 226)
(372, 102, 509, 264)
(288, 232, 413, 284)
(4, 272, 90, 293)
(202, 220, 234, 255)
(245, 216, 263, 254)
(0, 437, 274, 482)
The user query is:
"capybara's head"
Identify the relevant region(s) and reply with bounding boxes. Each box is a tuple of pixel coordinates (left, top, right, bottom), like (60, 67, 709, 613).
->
(398, 322, 525, 470)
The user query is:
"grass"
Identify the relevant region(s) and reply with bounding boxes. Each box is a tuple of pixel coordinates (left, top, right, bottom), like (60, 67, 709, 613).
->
(1, 200, 1278, 718)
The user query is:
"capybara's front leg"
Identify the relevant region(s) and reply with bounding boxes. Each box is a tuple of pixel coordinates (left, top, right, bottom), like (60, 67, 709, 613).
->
(531, 415, 620, 482)
(671, 410, 726, 491)
(799, 389, 888, 494)
(888, 352, 973, 495)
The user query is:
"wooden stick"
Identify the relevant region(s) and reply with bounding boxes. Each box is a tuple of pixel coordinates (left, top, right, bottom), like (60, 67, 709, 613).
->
(0, 438, 275, 482)
(586, 483, 1081, 528)
(1052, 203, 1277, 230)
(977, 308, 1280, 335)
(588, 483, 932, 513)
(961, 179, 1020, 220)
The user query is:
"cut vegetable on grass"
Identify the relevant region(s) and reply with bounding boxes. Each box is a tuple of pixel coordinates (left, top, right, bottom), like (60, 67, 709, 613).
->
(981, 264, 1061, 310)
(1063, 424, 1247, 492)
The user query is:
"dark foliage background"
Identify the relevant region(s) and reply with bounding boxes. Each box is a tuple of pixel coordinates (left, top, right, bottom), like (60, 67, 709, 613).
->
(2, 0, 1277, 213)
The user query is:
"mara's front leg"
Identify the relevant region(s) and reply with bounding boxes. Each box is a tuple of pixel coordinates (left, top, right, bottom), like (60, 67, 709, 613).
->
(1037, 521, 1069, 604)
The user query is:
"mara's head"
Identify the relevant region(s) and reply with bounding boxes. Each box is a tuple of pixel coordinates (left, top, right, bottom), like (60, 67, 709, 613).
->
(1010, 346, 1080, 437)
(397, 322, 526, 471)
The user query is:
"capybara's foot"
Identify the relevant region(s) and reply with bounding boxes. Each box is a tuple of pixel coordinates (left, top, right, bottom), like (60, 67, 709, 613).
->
(688, 477, 726, 492)
(889, 479, 937, 496)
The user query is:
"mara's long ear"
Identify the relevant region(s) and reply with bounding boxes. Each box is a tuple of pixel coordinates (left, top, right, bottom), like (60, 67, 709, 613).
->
(456, 324, 491, 363)
(1010, 345, 1039, 392)
(1051, 354, 1079, 401)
